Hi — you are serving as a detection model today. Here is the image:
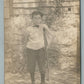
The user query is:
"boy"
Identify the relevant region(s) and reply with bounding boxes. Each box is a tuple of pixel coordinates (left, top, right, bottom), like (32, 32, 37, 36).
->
(25, 11, 54, 84)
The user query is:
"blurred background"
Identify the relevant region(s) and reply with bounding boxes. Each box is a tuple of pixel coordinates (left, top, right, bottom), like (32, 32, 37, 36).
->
(4, 0, 80, 84)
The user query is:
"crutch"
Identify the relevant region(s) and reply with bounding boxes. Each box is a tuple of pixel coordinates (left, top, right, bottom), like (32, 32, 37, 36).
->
(43, 28, 50, 84)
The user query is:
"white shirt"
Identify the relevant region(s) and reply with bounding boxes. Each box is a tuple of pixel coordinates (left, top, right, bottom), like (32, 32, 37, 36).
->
(26, 24, 54, 50)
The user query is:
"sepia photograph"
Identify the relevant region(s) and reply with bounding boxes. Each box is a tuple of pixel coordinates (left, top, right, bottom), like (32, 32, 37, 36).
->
(4, 0, 80, 84)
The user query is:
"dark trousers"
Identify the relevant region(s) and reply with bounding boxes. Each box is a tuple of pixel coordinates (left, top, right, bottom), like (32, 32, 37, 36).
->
(25, 48, 46, 74)
(25, 48, 46, 83)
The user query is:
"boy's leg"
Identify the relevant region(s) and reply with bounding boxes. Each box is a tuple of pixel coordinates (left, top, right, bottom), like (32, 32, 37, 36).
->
(40, 73, 45, 84)
(25, 48, 36, 84)
(30, 72, 35, 84)
(37, 48, 46, 84)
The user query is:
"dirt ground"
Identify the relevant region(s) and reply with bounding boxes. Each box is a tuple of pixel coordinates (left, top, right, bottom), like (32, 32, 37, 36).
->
(5, 67, 80, 84)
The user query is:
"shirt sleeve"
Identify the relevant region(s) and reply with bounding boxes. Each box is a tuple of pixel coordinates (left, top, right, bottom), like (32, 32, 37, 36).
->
(43, 24, 55, 37)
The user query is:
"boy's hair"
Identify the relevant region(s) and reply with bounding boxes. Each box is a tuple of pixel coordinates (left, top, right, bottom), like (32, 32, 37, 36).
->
(32, 11, 43, 18)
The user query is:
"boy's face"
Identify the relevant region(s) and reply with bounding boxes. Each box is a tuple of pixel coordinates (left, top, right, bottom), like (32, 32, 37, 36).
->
(32, 15, 42, 25)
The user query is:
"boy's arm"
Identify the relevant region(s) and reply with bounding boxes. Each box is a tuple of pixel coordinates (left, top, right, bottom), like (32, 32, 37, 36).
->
(43, 24, 56, 49)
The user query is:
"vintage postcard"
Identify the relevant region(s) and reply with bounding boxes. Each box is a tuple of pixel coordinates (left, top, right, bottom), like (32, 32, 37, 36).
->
(4, 0, 80, 84)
